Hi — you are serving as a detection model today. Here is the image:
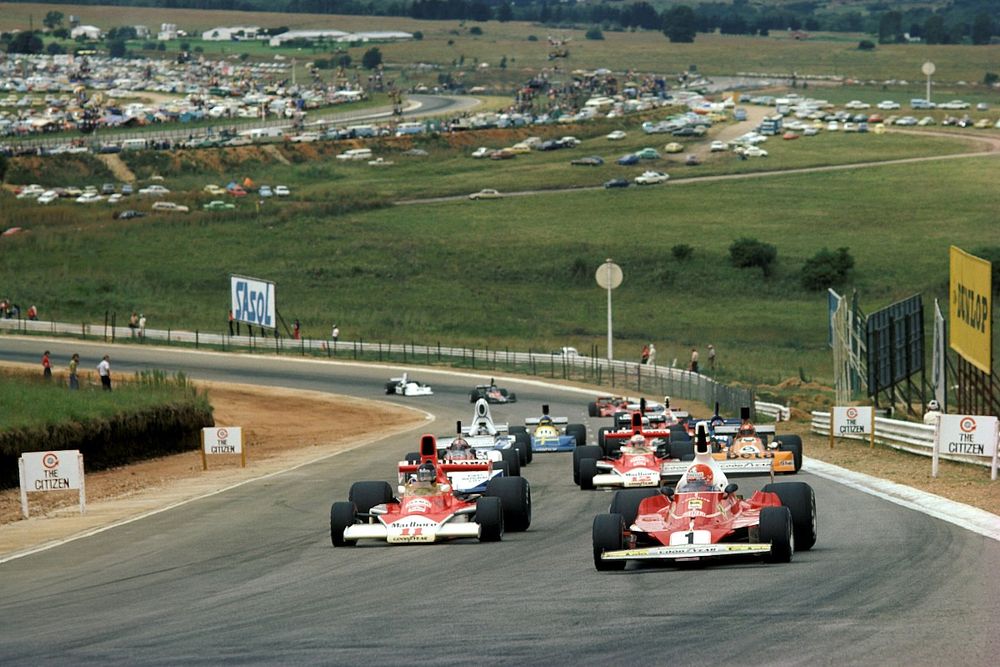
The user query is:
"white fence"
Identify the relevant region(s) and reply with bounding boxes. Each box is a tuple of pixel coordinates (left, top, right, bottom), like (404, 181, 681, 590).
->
(811, 410, 989, 468)
(0, 317, 766, 417)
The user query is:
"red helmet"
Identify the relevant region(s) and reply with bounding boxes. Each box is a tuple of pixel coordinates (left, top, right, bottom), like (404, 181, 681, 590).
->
(684, 463, 715, 490)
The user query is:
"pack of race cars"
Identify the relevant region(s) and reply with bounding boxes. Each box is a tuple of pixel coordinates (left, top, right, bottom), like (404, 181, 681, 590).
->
(331, 381, 816, 571)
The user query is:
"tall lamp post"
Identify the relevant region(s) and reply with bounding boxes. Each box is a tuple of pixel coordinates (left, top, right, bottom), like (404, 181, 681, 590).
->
(922, 61, 935, 104)
(595, 259, 623, 361)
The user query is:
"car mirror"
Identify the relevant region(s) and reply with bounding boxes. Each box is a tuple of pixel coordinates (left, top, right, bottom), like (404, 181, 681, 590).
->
(724, 483, 739, 495)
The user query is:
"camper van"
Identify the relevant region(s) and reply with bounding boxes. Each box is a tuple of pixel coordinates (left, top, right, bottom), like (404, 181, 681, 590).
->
(336, 148, 373, 161)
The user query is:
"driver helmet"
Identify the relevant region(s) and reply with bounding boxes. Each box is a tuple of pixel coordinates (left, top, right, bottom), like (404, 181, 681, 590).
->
(683, 463, 715, 492)
(629, 434, 647, 449)
(416, 462, 436, 484)
(538, 415, 554, 426)
(446, 437, 474, 461)
(927, 400, 940, 411)
(737, 422, 756, 438)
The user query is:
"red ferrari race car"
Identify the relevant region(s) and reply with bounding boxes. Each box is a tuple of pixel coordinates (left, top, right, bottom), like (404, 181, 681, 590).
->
(591, 424, 817, 570)
(573, 411, 675, 488)
(330, 434, 531, 546)
(596, 398, 689, 452)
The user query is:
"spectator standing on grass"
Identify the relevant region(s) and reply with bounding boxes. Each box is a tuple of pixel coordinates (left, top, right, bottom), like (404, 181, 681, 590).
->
(647, 344, 657, 366)
(129, 311, 139, 337)
(293, 319, 301, 340)
(27, 305, 38, 321)
(98, 355, 112, 391)
(689, 348, 699, 373)
(331, 324, 339, 343)
(640, 344, 650, 365)
(708, 344, 716, 371)
(42, 350, 52, 381)
(138, 314, 147, 340)
(228, 309, 235, 336)
(68, 353, 80, 390)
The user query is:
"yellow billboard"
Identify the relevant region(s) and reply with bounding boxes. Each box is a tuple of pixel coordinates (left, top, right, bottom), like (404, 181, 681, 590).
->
(949, 246, 992, 373)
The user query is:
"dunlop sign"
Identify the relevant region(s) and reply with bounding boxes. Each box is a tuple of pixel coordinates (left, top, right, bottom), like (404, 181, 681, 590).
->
(830, 406, 875, 448)
(202, 427, 245, 469)
(949, 246, 992, 374)
(933, 414, 999, 480)
(18, 450, 86, 518)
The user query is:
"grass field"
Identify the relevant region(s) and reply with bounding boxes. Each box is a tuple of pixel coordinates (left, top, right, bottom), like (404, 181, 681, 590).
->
(1, 148, 996, 389)
(3, 4, 1000, 85)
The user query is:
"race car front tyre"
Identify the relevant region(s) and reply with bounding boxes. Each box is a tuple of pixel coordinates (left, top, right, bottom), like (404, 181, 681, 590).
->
(349, 481, 394, 515)
(573, 445, 603, 484)
(579, 458, 598, 490)
(476, 496, 504, 542)
(762, 481, 817, 550)
(566, 423, 587, 447)
(330, 502, 357, 547)
(777, 435, 803, 472)
(501, 448, 521, 477)
(588, 402, 599, 417)
(486, 476, 531, 532)
(593, 513, 626, 571)
(759, 506, 793, 563)
(609, 488, 661, 526)
(513, 431, 532, 465)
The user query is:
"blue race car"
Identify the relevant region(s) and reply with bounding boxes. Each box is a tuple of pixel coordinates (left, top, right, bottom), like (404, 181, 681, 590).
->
(517, 404, 587, 452)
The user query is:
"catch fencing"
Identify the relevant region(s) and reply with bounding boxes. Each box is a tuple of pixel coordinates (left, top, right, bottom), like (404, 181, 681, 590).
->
(810, 410, 989, 468)
(0, 317, 760, 418)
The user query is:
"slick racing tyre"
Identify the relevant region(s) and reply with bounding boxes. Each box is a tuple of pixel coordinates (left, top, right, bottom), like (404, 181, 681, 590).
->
(486, 476, 531, 532)
(501, 448, 521, 477)
(609, 488, 661, 526)
(593, 513, 626, 571)
(513, 431, 532, 465)
(759, 506, 793, 563)
(776, 435, 803, 472)
(762, 481, 816, 550)
(330, 501, 357, 547)
(476, 496, 503, 542)
(348, 481, 394, 514)
(579, 458, 599, 490)
(573, 445, 603, 484)
(566, 423, 587, 448)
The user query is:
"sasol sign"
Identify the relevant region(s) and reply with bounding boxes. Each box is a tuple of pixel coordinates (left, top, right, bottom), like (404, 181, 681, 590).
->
(231, 275, 275, 328)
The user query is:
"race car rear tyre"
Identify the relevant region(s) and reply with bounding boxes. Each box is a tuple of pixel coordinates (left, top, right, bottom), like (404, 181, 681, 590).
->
(593, 513, 626, 571)
(501, 448, 521, 477)
(349, 481, 394, 515)
(405, 452, 420, 464)
(777, 435, 803, 472)
(588, 402, 599, 417)
(506, 392, 517, 402)
(573, 445, 603, 484)
(509, 425, 528, 436)
(597, 427, 612, 450)
(330, 501, 357, 547)
(385, 382, 398, 395)
(762, 481, 816, 550)
(669, 425, 691, 444)
(476, 496, 503, 542)
(603, 435, 624, 457)
(469, 391, 480, 403)
(486, 476, 531, 531)
(759, 506, 793, 563)
(579, 458, 598, 490)
(492, 461, 510, 477)
(513, 431, 532, 465)
(609, 488, 661, 525)
(566, 423, 587, 447)
(668, 440, 695, 461)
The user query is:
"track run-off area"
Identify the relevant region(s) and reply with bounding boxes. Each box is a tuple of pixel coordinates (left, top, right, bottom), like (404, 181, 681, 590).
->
(0, 338, 998, 665)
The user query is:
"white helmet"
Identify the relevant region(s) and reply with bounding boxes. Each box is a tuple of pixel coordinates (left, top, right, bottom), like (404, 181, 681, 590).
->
(928, 400, 940, 411)
(629, 434, 646, 448)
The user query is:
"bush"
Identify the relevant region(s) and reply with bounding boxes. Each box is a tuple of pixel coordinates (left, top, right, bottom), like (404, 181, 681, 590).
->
(362, 47, 382, 69)
(985, 72, 999, 85)
(858, 40, 876, 50)
(413, 31, 423, 41)
(586, 27, 604, 40)
(671, 244, 694, 262)
(469, 26, 483, 35)
(800, 247, 854, 291)
(729, 237, 777, 277)
(527, 35, 538, 42)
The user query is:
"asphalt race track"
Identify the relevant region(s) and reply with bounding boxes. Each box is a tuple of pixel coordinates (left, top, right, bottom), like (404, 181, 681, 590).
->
(0, 338, 998, 665)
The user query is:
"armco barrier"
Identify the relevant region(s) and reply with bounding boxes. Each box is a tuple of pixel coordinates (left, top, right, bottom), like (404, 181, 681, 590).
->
(755, 401, 790, 421)
(0, 317, 763, 417)
(811, 411, 989, 468)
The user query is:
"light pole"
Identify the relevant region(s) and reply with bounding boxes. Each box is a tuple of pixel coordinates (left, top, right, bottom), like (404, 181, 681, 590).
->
(595, 259, 623, 361)
(922, 61, 935, 104)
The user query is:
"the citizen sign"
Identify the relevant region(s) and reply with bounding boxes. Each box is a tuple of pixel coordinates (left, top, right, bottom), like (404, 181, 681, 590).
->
(231, 275, 275, 328)
(833, 406, 873, 436)
(937, 415, 998, 458)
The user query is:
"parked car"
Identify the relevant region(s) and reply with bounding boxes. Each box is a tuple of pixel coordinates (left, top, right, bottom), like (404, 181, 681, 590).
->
(152, 201, 190, 213)
(138, 185, 170, 196)
(227, 185, 247, 197)
(684, 154, 702, 165)
(877, 100, 901, 110)
(107, 193, 123, 204)
(471, 146, 491, 158)
(75, 192, 104, 203)
(203, 200, 236, 210)
(603, 178, 630, 189)
(274, 185, 290, 196)
(258, 185, 273, 197)
(113, 209, 145, 220)
(616, 153, 639, 166)
(709, 141, 727, 152)
(121, 184, 134, 196)
(636, 147, 661, 159)
(469, 189, 502, 200)
(606, 130, 627, 140)
(204, 184, 226, 196)
(634, 171, 669, 185)
(100, 183, 116, 195)
(663, 142, 684, 154)
(571, 156, 604, 166)
(743, 146, 768, 157)
(36, 190, 59, 204)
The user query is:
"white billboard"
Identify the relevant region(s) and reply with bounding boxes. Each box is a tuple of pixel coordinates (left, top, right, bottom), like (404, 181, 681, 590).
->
(18, 450, 86, 518)
(933, 414, 999, 480)
(231, 275, 276, 329)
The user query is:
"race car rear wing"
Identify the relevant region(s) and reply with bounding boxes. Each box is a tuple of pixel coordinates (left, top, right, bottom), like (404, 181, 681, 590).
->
(659, 458, 775, 477)
(712, 424, 776, 436)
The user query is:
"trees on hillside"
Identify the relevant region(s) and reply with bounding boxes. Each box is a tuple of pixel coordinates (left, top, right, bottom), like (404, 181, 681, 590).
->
(662, 5, 697, 43)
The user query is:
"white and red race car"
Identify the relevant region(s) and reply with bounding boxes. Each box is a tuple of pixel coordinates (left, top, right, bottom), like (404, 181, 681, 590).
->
(330, 434, 531, 546)
(573, 411, 676, 489)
